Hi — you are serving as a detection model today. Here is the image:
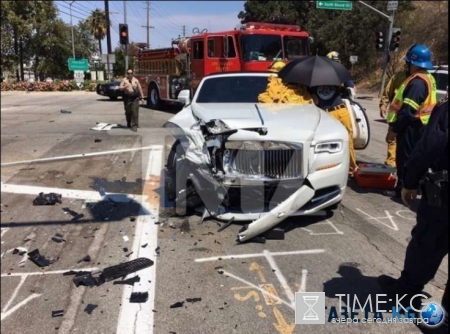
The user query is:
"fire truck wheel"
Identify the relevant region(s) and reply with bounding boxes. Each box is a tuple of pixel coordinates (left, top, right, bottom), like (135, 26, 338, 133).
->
(148, 84, 161, 109)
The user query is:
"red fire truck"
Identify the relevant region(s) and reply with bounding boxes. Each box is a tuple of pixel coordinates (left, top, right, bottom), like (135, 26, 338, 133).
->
(134, 22, 311, 109)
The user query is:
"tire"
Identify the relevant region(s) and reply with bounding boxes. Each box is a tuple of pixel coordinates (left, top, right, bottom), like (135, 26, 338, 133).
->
(147, 83, 161, 109)
(109, 96, 118, 101)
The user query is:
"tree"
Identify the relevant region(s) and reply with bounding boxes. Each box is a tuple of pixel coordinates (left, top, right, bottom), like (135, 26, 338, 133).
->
(87, 9, 107, 55)
(113, 42, 140, 77)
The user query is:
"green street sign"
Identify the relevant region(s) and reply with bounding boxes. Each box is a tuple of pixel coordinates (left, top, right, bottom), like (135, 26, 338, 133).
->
(316, 1, 353, 11)
(68, 58, 89, 71)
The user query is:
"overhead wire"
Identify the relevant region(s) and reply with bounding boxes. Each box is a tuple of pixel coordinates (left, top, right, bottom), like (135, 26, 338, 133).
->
(56, 8, 85, 21)
(59, 2, 90, 18)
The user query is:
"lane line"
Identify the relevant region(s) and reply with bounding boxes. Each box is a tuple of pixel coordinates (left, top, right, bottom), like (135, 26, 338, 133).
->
(116, 145, 162, 334)
(263, 250, 295, 307)
(1, 183, 146, 203)
(299, 269, 308, 292)
(356, 208, 399, 231)
(1, 146, 157, 167)
(0, 268, 99, 277)
(0, 294, 41, 321)
(2, 275, 27, 312)
(195, 249, 325, 263)
(222, 270, 295, 311)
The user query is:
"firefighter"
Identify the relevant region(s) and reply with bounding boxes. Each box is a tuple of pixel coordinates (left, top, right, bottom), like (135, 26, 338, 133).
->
(257, 61, 314, 104)
(326, 51, 356, 90)
(118, 68, 145, 132)
(378, 95, 448, 324)
(384, 44, 437, 198)
(379, 67, 408, 168)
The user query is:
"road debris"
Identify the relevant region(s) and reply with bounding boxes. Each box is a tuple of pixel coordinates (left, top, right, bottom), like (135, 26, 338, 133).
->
(113, 275, 140, 286)
(66, 181, 73, 184)
(130, 292, 149, 303)
(33, 192, 62, 206)
(155, 246, 160, 255)
(84, 304, 98, 315)
(141, 243, 148, 248)
(72, 258, 154, 287)
(12, 247, 27, 256)
(126, 251, 133, 257)
(170, 302, 184, 308)
(52, 310, 64, 317)
(91, 123, 119, 131)
(51, 233, 66, 243)
(186, 298, 202, 303)
(60, 109, 71, 114)
(94, 139, 102, 143)
(77, 255, 91, 263)
(217, 217, 235, 233)
(122, 247, 129, 253)
(122, 235, 129, 242)
(62, 207, 84, 221)
(28, 249, 53, 267)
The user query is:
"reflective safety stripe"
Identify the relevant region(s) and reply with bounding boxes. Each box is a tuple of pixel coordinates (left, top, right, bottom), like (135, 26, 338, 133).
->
(403, 98, 420, 110)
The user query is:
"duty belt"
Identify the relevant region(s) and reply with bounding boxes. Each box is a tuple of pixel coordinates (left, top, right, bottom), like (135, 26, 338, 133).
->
(425, 169, 448, 183)
(325, 103, 346, 112)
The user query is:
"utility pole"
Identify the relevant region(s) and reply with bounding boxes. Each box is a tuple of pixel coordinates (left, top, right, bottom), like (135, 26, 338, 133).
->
(105, 0, 112, 81)
(69, 1, 75, 59)
(124, 1, 128, 73)
(182, 25, 186, 38)
(142, 1, 154, 49)
(379, 11, 395, 98)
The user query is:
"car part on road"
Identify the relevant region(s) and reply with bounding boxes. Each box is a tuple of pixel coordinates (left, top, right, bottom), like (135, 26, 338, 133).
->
(126, 251, 134, 257)
(28, 249, 53, 267)
(51, 233, 66, 243)
(62, 207, 84, 221)
(217, 217, 235, 233)
(60, 109, 72, 114)
(113, 275, 141, 286)
(73, 271, 100, 287)
(170, 301, 184, 308)
(77, 255, 91, 263)
(12, 247, 27, 255)
(84, 304, 98, 315)
(186, 298, 202, 303)
(141, 243, 148, 248)
(33, 192, 62, 206)
(94, 139, 102, 143)
(52, 310, 64, 317)
(155, 246, 160, 255)
(130, 292, 149, 303)
(100, 258, 154, 282)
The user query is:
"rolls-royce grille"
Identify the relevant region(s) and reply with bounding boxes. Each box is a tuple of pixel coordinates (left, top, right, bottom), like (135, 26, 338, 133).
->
(230, 149, 302, 179)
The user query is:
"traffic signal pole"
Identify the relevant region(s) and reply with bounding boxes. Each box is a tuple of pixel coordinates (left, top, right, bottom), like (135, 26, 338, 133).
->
(105, 0, 112, 81)
(124, 1, 128, 74)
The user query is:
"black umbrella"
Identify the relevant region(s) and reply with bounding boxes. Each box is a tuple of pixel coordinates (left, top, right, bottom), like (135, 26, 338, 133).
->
(278, 55, 351, 87)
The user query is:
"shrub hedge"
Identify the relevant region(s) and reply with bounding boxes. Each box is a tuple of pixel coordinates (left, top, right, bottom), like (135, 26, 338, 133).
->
(1, 80, 107, 92)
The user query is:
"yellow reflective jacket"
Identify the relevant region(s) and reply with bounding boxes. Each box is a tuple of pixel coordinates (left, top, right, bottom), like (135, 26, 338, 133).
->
(386, 71, 437, 125)
(258, 76, 314, 104)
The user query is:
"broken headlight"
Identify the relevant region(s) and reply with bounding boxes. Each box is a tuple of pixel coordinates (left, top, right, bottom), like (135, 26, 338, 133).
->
(314, 141, 343, 153)
(206, 119, 231, 134)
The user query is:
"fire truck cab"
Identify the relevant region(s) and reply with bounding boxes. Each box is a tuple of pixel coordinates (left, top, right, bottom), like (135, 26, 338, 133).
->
(135, 22, 311, 109)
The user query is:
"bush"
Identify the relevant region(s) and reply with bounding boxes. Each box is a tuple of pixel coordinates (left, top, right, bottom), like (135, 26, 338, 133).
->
(0, 79, 107, 92)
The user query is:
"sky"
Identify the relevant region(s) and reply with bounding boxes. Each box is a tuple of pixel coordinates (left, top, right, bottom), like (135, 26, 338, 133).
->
(55, 0, 246, 54)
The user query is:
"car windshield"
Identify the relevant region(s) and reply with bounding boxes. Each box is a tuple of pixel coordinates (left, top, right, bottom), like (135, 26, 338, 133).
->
(241, 35, 309, 61)
(196, 76, 269, 103)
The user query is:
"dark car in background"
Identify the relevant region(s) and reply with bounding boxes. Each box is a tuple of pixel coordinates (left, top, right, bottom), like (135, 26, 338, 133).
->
(430, 65, 448, 101)
(96, 81, 124, 100)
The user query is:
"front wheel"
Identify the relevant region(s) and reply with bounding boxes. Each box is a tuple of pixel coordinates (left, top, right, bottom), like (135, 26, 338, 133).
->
(147, 84, 161, 109)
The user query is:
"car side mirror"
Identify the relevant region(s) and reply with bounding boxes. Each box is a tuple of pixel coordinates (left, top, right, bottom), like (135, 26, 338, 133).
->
(178, 89, 191, 106)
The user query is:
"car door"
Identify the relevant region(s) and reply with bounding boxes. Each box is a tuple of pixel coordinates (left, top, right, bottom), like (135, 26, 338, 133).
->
(343, 97, 371, 150)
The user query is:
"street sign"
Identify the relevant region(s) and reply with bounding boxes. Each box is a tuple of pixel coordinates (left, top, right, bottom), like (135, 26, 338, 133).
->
(76, 82, 83, 88)
(74, 70, 85, 79)
(316, 1, 352, 11)
(350, 56, 358, 64)
(387, 1, 398, 11)
(68, 58, 89, 71)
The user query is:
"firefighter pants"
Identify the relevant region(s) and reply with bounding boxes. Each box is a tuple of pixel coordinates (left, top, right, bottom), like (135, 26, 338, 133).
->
(385, 132, 397, 168)
(398, 192, 448, 295)
(124, 98, 139, 127)
(328, 106, 358, 173)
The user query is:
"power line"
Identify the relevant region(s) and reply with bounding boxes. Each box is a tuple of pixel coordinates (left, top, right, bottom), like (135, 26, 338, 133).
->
(59, 3, 90, 18)
(152, 2, 183, 30)
(129, 2, 147, 27)
(56, 8, 85, 21)
(62, 1, 93, 15)
(151, 6, 180, 34)
(69, 1, 96, 12)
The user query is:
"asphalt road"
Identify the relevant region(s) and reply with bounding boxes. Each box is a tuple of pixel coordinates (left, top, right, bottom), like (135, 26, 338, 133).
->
(1, 90, 447, 334)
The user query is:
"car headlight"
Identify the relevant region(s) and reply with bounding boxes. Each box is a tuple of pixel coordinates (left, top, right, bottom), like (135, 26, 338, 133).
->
(314, 141, 343, 153)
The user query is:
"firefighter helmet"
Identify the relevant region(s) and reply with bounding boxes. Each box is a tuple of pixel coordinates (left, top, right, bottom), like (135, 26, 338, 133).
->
(268, 61, 286, 73)
(404, 44, 433, 70)
(326, 51, 340, 62)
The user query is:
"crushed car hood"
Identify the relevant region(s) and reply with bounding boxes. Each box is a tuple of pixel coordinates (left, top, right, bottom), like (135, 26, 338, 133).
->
(192, 103, 322, 141)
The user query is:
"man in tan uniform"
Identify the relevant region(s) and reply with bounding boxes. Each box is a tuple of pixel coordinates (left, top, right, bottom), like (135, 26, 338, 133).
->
(379, 69, 408, 167)
(119, 68, 144, 132)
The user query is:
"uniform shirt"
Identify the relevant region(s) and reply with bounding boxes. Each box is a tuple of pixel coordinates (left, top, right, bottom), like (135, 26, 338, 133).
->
(403, 98, 448, 189)
(119, 76, 144, 98)
(391, 77, 429, 134)
(379, 71, 408, 113)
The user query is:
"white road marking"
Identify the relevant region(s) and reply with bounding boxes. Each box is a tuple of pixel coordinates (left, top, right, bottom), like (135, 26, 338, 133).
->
(299, 269, 308, 292)
(300, 220, 344, 235)
(116, 145, 162, 334)
(0, 293, 41, 321)
(263, 250, 295, 307)
(396, 210, 416, 221)
(1, 228, 9, 238)
(2, 275, 27, 312)
(1, 145, 156, 167)
(195, 249, 325, 263)
(221, 270, 295, 311)
(356, 209, 399, 231)
(0, 268, 99, 277)
(1, 182, 146, 203)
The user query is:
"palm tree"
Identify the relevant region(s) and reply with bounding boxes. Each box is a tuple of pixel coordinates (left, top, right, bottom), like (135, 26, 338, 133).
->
(87, 9, 107, 55)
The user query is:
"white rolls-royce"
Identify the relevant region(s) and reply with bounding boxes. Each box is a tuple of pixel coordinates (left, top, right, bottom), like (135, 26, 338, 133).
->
(163, 72, 370, 242)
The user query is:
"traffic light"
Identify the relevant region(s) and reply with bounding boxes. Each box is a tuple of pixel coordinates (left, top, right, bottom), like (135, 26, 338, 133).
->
(119, 24, 129, 45)
(375, 31, 386, 51)
(389, 28, 401, 52)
